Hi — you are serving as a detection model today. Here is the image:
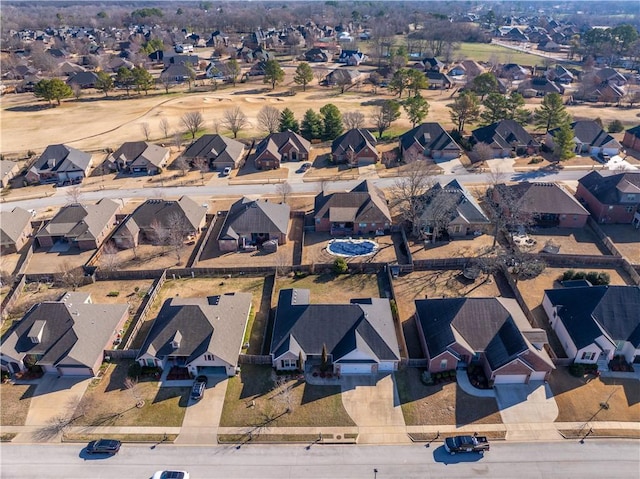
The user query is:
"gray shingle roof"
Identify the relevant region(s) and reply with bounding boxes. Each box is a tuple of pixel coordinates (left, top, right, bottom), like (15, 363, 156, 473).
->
(182, 135, 246, 164)
(549, 120, 621, 149)
(577, 171, 640, 205)
(36, 199, 119, 243)
(1, 292, 128, 369)
(472, 120, 539, 150)
(219, 197, 290, 240)
(1, 207, 32, 247)
(419, 180, 490, 226)
(545, 285, 640, 349)
(400, 123, 461, 155)
(271, 289, 400, 362)
(1, 160, 19, 181)
(494, 182, 589, 216)
(332, 129, 377, 157)
(109, 141, 169, 168)
(137, 293, 252, 366)
(32, 144, 92, 175)
(314, 180, 391, 224)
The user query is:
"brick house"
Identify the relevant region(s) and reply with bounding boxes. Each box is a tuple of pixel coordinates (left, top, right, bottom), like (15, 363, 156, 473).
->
(254, 131, 310, 170)
(622, 125, 640, 151)
(1, 207, 33, 254)
(331, 129, 378, 166)
(575, 171, 640, 224)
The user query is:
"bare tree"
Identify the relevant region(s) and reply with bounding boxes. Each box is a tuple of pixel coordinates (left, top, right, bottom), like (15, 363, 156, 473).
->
(57, 262, 84, 291)
(274, 247, 290, 277)
(420, 187, 460, 243)
(173, 156, 189, 176)
(256, 105, 281, 134)
(65, 186, 83, 204)
(470, 143, 495, 165)
(343, 111, 365, 130)
(71, 83, 82, 101)
(124, 376, 144, 408)
(389, 161, 437, 237)
(159, 117, 171, 138)
(140, 122, 151, 141)
(172, 132, 183, 152)
(221, 106, 249, 139)
(193, 157, 209, 183)
(181, 111, 205, 139)
(165, 212, 191, 263)
(485, 183, 534, 249)
(149, 218, 170, 247)
(100, 242, 121, 271)
(276, 181, 293, 204)
(271, 376, 295, 415)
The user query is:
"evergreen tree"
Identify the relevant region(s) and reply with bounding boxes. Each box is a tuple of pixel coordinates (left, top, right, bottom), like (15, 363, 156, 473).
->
(263, 59, 285, 89)
(95, 71, 114, 97)
(403, 93, 430, 127)
(116, 67, 134, 97)
(533, 93, 570, 132)
(300, 109, 323, 140)
(320, 103, 344, 140)
(471, 72, 499, 100)
(132, 66, 154, 95)
(480, 92, 509, 124)
(34, 78, 72, 106)
(293, 62, 314, 91)
(448, 90, 481, 132)
(553, 121, 575, 161)
(279, 108, 299, 133)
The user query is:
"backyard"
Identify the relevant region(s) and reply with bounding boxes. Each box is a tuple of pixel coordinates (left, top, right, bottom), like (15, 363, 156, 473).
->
(274, 272, 385, 306)
(220, 364, 355, 428)
(73, 360, 188, 428)
(395, 368, 503, 426)
(303, 232, 399, 266)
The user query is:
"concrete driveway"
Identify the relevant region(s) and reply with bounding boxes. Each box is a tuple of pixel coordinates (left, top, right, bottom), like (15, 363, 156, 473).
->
(494, 381, 560, 441)
(176, 376, 228, 445)
(340, 374, 408, 444)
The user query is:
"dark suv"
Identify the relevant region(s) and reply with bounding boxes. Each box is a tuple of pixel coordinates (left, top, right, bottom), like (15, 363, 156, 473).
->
(191, 375, 208, 401)
(86, 439, 121, 455)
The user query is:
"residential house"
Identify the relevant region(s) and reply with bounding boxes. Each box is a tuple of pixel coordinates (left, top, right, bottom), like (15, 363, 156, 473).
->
(546, 120, 621, 157)
(247, 61, 268, 77)
(338, 49, 365, 65)
(66, 71, 99, 89)
(332, 129, 378, 166)
(594, 68, 627, 87)
(26, 144, 92, 185)
(448, 60, 485, 79)
(621, 125, 640, 151)
(0, 292, 128, 377)
(314, 180, 391, 236)
(575, 171, 640, 224)
(0, 160, 20, 188)
(106, 141, 169, 175)
(35, 199, 120, 250)
(1, 207, 33, 254)
(181, 134, 246, 171)
(218, 197, 290, 252)
(270, 288, 400, 375)
(546, 64, 574, 84)
(58, 61, 86, 76)
(425, 71, 453, 89)
(136, 293, 252, 377)
(162, 54, 199, 69)
(112, 197, 206, 249)
(543, 285, 640, 368)
(399, 123, 461, 161)
(493, 182, 590, 228)
(471, 120, 540, 158)
(418, 180, 490, 240)
(421, 57, 445, 72)
(498, 63, 530, 80)
(415, 297, 554, 384)
(304, 48, 330, 62)
(579, 80, 625, 103)
(517, 77, 564, 97)
(502, 27, 529, 42)
(324, 68, 361, 87)
(160, 64, 195, 84)
(254, 131, 311, 170)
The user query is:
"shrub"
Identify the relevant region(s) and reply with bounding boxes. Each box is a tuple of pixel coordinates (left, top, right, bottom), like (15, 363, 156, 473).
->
(562, 270, 610, 285)
(607, 119, 624, 133)
(333, 257, 348, 275)
(562, 270, 576, 281)
(528, 156, 543, 164)
(421, 371, 434, 386)
(107, 291, 120, 297)
(389, 299, 399, 321)
(569, 363, 586, 377)
(128, 362, 142, 378)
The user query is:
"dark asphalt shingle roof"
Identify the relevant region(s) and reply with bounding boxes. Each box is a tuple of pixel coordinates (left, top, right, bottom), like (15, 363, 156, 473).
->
(109, 141, 169, 169)
(271, 289, 400, 362)
(219, 197, 290, 240)
(626, 125, 640, 139)
(419, 180, 490, 226)
(254, 131, 310, 161)
(32, 144, 92, 175)
(494, 182, 589, 216)
(549, 120, 621, 149)
(545, 285, 640, 349)
(314, 180, 391, 224)
(577, 171, 640, 205)
(472, 120, 539, 150)
(332, 129, 377, 157)
(36, 199, 119, 242)
(1, 207, 32, 247)
(399, 123, 461, 154)
(182, 135, 246, 164)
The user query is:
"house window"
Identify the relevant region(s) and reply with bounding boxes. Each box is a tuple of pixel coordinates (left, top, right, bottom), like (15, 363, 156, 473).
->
(580, 352, 596, 361)
(315, 218, 321, 224)
(440, 359, 448, 370)
(359, 223, 367, 227)
(281, 359, 296, 368)
(204, 354, 214, 361)
(146, 359, 155, 367)
(453, 225, 462, 233)
(626, 206, 634, 213)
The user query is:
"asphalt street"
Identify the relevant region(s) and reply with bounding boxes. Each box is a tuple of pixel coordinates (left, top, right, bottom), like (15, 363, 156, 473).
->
(1, 441, 638, 479)
(0, 169, 588, 213)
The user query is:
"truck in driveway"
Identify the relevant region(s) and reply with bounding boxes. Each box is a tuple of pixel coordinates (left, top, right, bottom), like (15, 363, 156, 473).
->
(444, 435, 490, 454)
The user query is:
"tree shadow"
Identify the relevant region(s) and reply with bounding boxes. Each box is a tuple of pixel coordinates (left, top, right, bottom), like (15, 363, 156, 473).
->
(5, 104, 52, 112)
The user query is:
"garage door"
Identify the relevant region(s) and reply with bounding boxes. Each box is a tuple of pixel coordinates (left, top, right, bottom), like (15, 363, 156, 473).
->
(493, 374, 528, 384)
(340, 363, 373, 374)
(56, 367, 93, 377)
(198, 366, 227, 376)
(529, 371, 547, 381)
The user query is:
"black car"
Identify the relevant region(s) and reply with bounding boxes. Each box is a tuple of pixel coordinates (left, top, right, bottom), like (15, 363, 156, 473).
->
(86, 439, 121, 455)
(191, 375, 208, 400)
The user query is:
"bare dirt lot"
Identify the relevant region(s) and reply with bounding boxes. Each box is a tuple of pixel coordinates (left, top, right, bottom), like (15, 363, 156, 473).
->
(393, 270, 503, 358)
(303, 232, 398, 266)
(409, 234, 497, 261)
(598, 224, 640, 264)
(3, 80, 639, 157)
(25, 247, 95, 275)
(525, 226, 608, 256)
(107, 242, 200, 271)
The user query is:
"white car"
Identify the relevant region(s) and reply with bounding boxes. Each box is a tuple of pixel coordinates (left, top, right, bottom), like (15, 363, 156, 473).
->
(152, 471, 189, 479)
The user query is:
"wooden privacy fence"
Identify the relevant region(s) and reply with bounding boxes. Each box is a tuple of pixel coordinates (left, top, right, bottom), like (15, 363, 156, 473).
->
(239, 354, 272, 365)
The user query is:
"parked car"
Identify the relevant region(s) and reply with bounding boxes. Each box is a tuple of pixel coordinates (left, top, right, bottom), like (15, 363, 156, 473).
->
(86, 439, 121, 455)
(220, 166, 232, 177)
(190, 375, 208, 401)
(443, 435, 490, 455)
(297, 162, 312, 173)
(152, 471, 190, 479)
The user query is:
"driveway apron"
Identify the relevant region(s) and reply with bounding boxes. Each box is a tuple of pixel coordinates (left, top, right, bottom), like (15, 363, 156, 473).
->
(340, 374, 409, 444)
(494, 382, 561, 441)
(176, 376, 228, 445)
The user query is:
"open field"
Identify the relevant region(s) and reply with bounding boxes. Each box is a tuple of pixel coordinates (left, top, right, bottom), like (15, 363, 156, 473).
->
(457, 42, 550, 66)
(74, 360, 188, 427)
(3, 77, 639, 157)
(220, 365, 355, 428)
(274, 272, 383, 306)
(549, 367, 640, 423)
(395, 368, 503, 426)
(0, 383, 36, 426)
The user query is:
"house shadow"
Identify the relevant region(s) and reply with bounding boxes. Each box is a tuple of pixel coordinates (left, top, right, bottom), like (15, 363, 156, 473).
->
(402, 316, 424, 359)
(238, 365, 274, 400)
(103, 360, 132, 393)
(432, 445, 484, 464)
(601, 377, 640, 406)
(301, 382, 342, 405)
(510, 167, 558, 181)
(152, 384, 191, 408)
(311, 272, 339, 284)
(455, 382, 501, 425)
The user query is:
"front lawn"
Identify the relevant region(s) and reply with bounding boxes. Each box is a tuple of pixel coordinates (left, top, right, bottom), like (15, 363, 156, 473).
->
(395, 368, 502, 426)
(74, 360, 188, 427)
(220, 365, 355, 428)
(0, 383, 36, 426)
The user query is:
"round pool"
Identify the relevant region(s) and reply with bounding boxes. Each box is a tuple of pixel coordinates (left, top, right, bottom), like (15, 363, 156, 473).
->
(326, 238, 379, 257)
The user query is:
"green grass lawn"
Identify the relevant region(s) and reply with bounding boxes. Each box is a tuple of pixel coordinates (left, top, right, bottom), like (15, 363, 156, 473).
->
(220, 365, 355, 427)
(457, 42, 545, 66)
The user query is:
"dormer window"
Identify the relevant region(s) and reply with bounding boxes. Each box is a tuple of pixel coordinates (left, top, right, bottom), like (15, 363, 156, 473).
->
(28, 319, 46, 344)
(171, 330, 182, 349)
